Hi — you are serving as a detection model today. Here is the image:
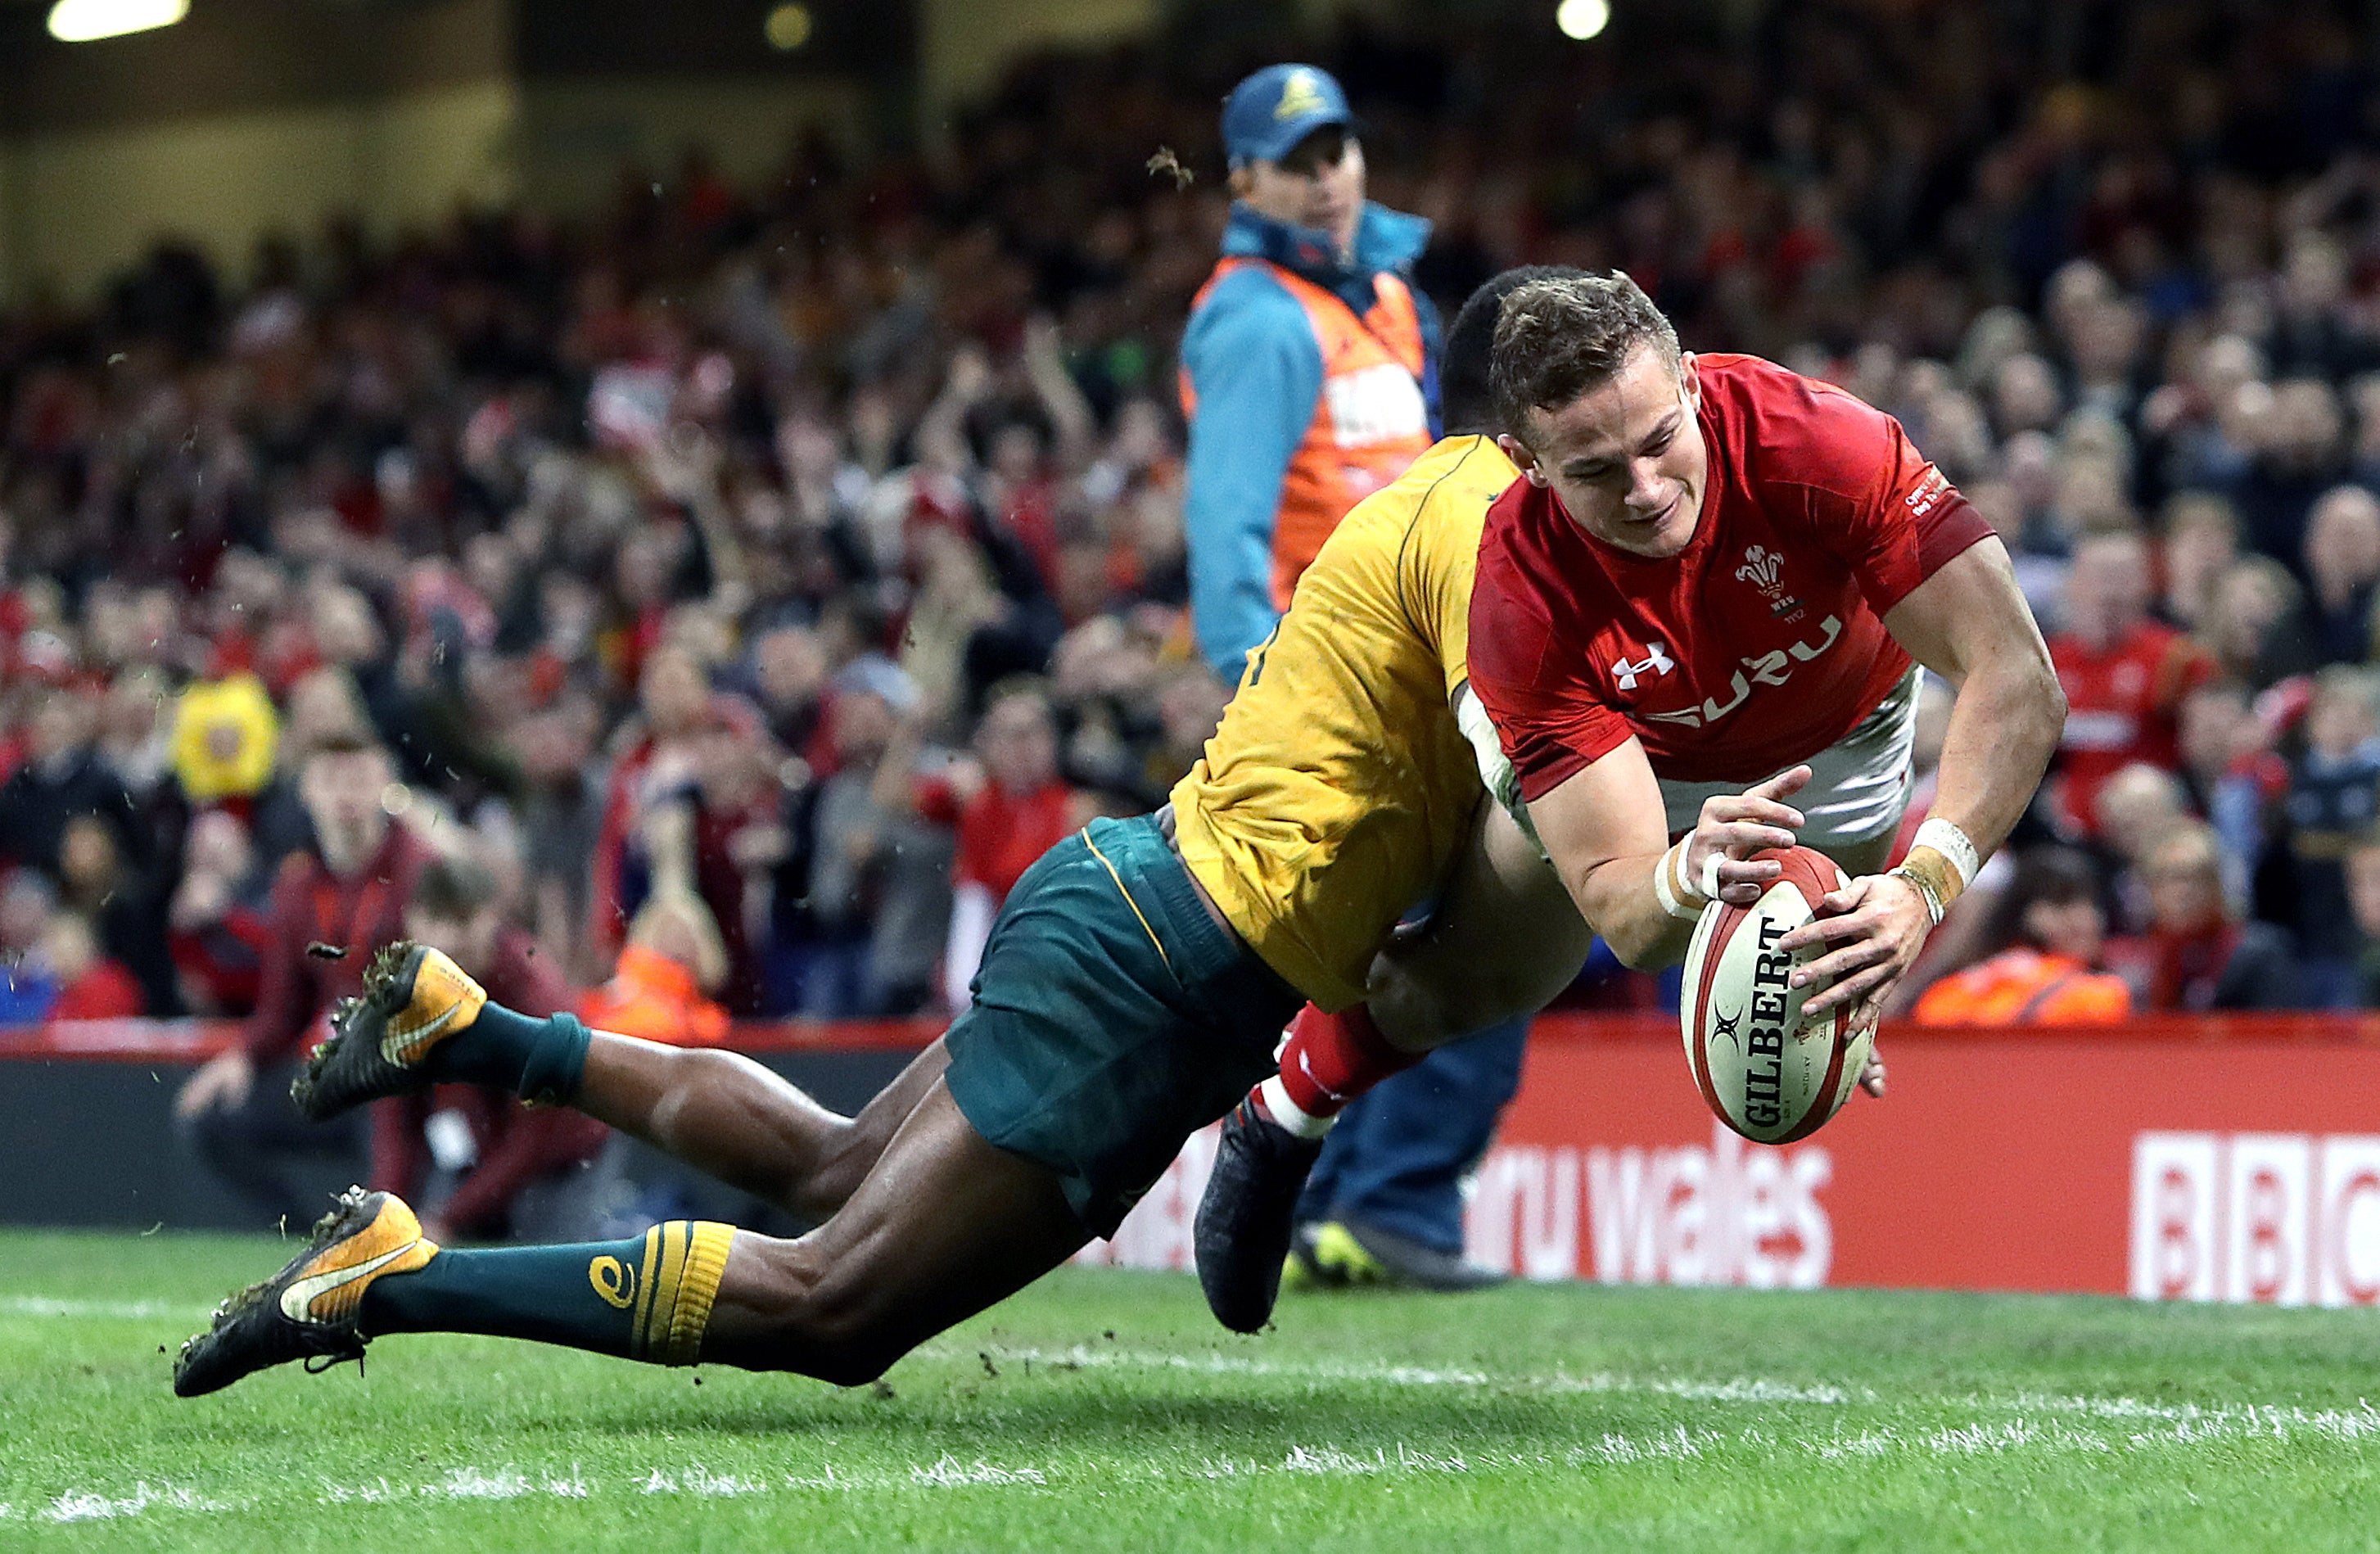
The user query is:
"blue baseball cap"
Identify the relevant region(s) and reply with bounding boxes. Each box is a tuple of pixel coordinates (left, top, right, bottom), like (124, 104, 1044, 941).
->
(1222, 64, 1354, 169)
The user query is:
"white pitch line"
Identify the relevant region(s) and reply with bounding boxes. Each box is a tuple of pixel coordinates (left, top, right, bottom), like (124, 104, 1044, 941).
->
(18, 1400, 2380, 1531)
(953, 1343, 2380, 1443)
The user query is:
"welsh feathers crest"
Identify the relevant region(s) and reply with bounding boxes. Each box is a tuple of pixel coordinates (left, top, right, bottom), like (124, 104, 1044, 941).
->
(1736, 545, 1784, 592)
(1736, 544, 1802, 616)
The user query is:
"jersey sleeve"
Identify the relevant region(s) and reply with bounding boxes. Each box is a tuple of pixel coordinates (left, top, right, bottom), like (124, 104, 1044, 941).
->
(1780, 386, 1994, 616)
(1464, 540, 1637, 804)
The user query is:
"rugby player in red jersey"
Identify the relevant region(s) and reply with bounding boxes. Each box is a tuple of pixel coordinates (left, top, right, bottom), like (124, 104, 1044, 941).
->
(1193, 273, 2059, 1336)
(1465, 272, 2066, 1020)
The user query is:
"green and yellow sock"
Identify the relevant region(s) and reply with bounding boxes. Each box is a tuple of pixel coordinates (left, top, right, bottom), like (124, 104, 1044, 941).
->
(420, 1002, 593, 1105)
(361, 1221, 736, 1365)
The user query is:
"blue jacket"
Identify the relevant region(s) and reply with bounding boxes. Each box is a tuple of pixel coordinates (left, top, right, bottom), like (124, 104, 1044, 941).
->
(1180, 201, 1441, 679)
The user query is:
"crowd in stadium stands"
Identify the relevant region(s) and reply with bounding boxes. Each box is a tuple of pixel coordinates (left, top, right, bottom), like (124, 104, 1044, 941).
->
(0, 0, 2378, 1052)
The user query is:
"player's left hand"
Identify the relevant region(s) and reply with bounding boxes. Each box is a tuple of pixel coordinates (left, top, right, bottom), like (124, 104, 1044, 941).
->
(1774, 871, 1935, 1035)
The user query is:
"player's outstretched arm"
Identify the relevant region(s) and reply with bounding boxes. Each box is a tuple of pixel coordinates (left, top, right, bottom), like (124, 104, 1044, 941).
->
(1528, 739, 1811, 969)
(1782, 536, 2066, 1026)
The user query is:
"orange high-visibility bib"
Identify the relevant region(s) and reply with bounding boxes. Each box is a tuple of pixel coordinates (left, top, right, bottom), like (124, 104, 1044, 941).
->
(1183, 260, 1432, 608)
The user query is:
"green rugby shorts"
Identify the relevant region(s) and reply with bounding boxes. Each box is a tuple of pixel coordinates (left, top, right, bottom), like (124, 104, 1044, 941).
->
(943, 811, 1304, 1237)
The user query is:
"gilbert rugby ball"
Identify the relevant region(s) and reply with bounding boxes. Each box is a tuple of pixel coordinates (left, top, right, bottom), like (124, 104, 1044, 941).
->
(1679, 846, 1872, 1145)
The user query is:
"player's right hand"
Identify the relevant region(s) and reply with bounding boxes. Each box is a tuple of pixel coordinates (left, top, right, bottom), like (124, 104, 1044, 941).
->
(1682, 765, 1810, 908)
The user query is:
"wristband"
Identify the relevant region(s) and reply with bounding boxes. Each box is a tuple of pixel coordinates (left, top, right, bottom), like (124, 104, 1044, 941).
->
(1889, 863, 1946, 927)
(1654, 840, 1701, 921)
(1912, 817, 1980, 890)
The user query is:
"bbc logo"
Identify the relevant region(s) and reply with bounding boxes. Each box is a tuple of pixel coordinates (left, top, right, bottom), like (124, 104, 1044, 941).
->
(2130, 1132, 2380, 1306)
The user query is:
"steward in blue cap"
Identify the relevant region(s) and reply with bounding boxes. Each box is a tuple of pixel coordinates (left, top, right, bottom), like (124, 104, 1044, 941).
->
(1180, 63, 1443, 679)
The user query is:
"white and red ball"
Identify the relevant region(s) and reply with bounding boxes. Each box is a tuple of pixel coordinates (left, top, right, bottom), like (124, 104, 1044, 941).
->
(1679, 846, 1871, 1145)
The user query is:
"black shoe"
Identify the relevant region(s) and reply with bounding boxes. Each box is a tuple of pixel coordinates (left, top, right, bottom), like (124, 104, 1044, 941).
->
(1337, 1217, 1506, 1294)
(1195, 1097, 1325, 1333)
(291, 942, 486, 1122)
(173, 1187, 440, 1398)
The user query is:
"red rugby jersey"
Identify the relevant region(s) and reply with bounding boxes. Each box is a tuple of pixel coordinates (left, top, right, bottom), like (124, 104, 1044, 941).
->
(2047, 621, 2213, 835)
(1468, 353, 1994, 796)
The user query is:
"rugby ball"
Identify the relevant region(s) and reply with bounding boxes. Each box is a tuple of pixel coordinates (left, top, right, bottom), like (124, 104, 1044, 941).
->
(1679, 846, 1871, 1145)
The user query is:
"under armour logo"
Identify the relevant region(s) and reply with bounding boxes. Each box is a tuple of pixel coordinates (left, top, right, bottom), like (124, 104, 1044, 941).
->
(1611, 641, 1676, 691)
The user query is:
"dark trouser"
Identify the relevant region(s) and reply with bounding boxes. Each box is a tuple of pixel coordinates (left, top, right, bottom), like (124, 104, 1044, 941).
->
(1294, 1016, 1529, 1256)
(176, 1060, 366, 1231)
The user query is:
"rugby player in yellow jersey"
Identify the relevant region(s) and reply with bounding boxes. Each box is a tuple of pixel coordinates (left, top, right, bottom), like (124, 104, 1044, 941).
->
(169, 269, 1787, 1398)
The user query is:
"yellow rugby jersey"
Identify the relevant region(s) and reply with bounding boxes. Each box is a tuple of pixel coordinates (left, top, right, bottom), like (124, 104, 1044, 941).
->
(1169, 435, 1516, 1010)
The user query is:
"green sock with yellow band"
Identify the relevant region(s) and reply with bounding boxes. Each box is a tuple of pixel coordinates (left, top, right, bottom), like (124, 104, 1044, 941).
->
(360, 1221, 736, 1365)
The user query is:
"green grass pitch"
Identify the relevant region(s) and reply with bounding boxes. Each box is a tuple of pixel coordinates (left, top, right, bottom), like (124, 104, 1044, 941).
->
(7, 1232, 2380, 1550)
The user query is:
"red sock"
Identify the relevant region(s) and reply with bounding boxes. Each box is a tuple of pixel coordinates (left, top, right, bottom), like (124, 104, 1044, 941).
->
(1270, 1003, 1420, 1120)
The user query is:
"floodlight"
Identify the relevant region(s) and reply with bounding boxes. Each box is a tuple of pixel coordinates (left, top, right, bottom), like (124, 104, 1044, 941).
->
(47, 0, 187, 43)
(765, 2, 811, 52)
(1556, 0, 1610, 42)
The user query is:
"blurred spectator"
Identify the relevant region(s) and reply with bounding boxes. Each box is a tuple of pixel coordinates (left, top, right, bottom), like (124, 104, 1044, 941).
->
(2154, 493, 2239, 634)
(2049, 530, 2214, 838)
(2302, 484, 2380, 663)
(0, 872, 56, 1021)
(928, 680, 1080, 1011)
(0, 686, 140, 879)
(1914, 850, 2133, 1026)
(1143, 663, 1232, 800)
(383, 854, 607, 1244)
(2282, 666, 2380, 1005)
(56, 812, 175, 1014)
(247, 667, 376, 867)
(166, 807, 273, 1015)
(665, 721, 797, 1013)
(513, 698, 607, 983)
(2237, 378, 2348, 562)
(744, 621, 829, 757)
(172, 731, 431, 1228)
(581, 894, 731, 1048)
(2175, 681, 2287, 888)
(2202, 557, 2318, 689)
(2095, 761, 2193, 935)
(2346, 830, 2380, 1005)
(586, 644, 760, 969)
(797, 657, 954, 1017)
(2121, 822, 2297, 1010)
(41, 911, 144, 1021)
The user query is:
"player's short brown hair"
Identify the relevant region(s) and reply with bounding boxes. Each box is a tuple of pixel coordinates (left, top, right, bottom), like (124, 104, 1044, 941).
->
(1490, 272, 1681, 445)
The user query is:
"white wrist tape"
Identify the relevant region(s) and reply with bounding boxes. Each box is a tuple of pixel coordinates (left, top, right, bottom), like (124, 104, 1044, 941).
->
(1912, 817, 1980, 890)
(1654, 840, 1701, 920)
